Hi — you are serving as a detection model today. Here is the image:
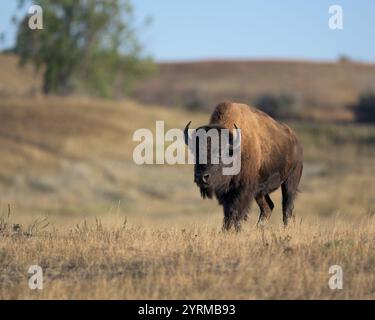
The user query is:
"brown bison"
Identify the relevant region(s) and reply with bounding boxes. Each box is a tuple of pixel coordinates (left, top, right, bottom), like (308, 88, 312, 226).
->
(184, 102, 303, 231)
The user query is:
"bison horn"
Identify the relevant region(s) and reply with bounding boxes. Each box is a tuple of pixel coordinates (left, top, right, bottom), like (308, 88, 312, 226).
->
(184, 121, 192, 146)
(232, 124, 241, 150)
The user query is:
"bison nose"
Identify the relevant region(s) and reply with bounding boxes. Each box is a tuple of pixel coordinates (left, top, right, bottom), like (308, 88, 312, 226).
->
(202, 174, 210, 183)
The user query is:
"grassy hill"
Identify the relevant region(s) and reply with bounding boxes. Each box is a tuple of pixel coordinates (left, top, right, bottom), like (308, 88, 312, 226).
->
(0, 95, 374, 225)
(0, 53, 373, 223)
(0, 54, 42, 97)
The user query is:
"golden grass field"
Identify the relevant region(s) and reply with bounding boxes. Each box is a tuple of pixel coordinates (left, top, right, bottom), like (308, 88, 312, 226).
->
(0, 94, 374, 299)
(0, 55, 374, 299)
(2, 215, 375, 299)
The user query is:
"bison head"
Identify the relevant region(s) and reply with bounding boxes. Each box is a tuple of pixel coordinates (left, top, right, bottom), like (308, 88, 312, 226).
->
(184, 122, 241, 199)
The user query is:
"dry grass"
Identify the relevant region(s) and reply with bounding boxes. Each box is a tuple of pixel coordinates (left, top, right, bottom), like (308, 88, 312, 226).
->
(1, 215, 375, 299)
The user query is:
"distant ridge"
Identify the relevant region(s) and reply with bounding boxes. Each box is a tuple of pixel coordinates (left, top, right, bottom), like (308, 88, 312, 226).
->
(132, 59, 375, 121)
(2, 53, 375, 121)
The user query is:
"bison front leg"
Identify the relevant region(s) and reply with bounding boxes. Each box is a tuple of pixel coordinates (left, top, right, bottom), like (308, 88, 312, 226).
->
(221, 191, 252, 232)
(223, 207, 243, 232)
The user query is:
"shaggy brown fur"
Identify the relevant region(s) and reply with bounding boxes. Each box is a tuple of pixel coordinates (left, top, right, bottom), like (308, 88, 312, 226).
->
(185, 101, 303, 231)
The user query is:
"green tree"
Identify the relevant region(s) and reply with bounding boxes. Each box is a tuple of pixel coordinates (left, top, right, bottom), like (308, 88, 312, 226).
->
(14, 0, 154, 96)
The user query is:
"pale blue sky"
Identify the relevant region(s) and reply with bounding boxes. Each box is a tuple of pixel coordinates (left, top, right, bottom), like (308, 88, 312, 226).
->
(1, 1, 374, 62)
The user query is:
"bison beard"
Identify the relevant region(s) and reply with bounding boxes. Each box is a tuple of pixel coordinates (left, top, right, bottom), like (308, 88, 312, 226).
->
(200, 186, 213, 199)
(185, 101, 303, 232)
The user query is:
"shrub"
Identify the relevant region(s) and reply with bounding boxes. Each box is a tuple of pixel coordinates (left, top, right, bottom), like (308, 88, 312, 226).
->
(253, 93, 297, 119)
(183, 90, 213, 112)
(352, 92, 375, 123)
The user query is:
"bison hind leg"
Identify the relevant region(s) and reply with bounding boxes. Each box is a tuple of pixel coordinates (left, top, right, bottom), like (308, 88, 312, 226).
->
(281, 162, 303, 226)
(255, 194, 274, 226)
(265, 194, 274, 211)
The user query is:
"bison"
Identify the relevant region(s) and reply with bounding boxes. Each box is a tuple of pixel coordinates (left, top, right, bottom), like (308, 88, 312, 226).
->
(184, 102, 303, 231)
